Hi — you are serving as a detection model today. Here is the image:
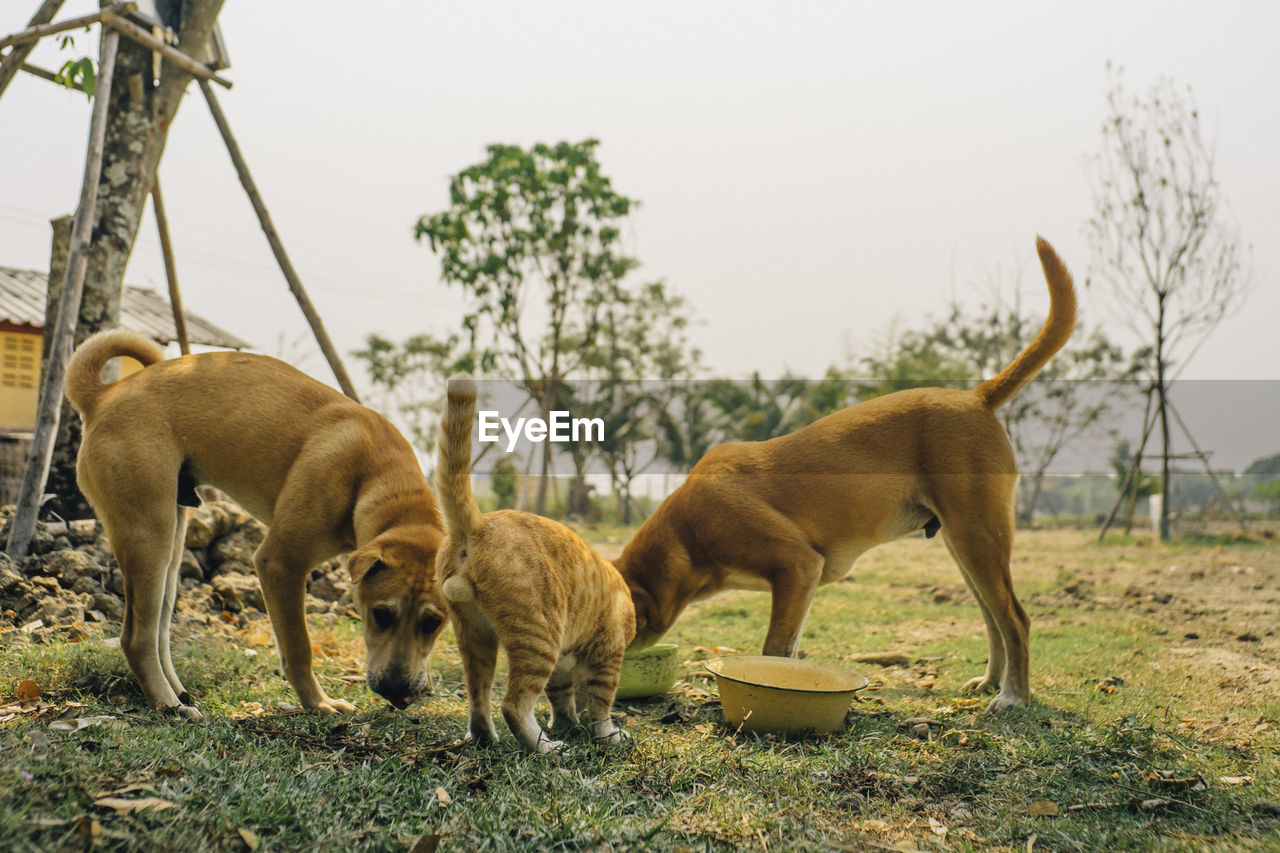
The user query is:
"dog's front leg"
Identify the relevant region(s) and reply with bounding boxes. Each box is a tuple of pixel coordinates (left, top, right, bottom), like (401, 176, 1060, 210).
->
(255, 542, 357, 714)
(761, 548, 825, 657)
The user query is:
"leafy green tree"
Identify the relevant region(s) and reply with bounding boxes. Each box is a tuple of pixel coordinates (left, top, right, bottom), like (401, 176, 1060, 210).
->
(490, 458, 518, 510)
(352, 331, 473, 455)
(600, 282, 702, 522)
(693, 372, 852, 446)
(1252, 480, 1280, 517)
(1085, 65, 1251, 540)
(415, 140, 639, 514)
(855, 315, 976, 399)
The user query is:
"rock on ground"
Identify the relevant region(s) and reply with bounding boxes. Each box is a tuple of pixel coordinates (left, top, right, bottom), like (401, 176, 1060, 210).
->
(0, 502, 350, 645)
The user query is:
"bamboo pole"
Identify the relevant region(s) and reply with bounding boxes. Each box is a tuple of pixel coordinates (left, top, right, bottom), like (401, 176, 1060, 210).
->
(151, 179, 189, 354)
(1097, 389, 1158, 542)
(1168, 400, 1248, 529)
(6, 28, 121, 558)
(15, 60, 88, 92)
(100, 9, 231, 89)
(0, 2, 134, 50)
(197, 78, 361, 402)
(0, 0, 67, 98)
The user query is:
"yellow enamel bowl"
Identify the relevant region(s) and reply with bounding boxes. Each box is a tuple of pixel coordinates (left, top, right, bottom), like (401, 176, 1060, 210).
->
(616, 643, 680, 699)
(706, 656, 868, 734)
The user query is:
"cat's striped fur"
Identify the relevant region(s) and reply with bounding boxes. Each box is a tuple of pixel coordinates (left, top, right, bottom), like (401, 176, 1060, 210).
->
(434, 376, 636, 752)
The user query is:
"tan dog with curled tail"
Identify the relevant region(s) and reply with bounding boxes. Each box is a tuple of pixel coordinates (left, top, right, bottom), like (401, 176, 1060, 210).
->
(65, 330, 448, 717)
(434, 375, 635, 752)
(616, 237, 1077, 710)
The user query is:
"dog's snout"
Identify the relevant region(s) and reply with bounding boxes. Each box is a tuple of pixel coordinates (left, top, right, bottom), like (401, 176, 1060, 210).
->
(370, 673, 429, 710)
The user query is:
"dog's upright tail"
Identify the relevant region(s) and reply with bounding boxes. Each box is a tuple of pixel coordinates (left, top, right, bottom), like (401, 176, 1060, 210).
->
(972, 236, 1077, 410)
(435, 375, 486, 550)
(65, 328, 166, 419)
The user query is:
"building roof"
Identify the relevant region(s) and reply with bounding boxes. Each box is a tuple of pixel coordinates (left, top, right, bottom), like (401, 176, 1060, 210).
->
(0, 266, 250, 350)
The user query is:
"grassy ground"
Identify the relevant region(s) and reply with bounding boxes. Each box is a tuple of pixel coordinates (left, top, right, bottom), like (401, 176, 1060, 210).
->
(2, 528, 1278, 851)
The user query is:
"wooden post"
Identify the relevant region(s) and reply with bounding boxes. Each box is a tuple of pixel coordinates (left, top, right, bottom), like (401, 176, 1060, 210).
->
(197, 78, 361, 402)
(1097, 389, 1157, 542)
(39, 215, 96, 521)
(6, 28, 121, 558)
(0, 2, 134, 50)
(1169, 400, 1248, 529)
(0, 0, 67, 99)
(151, 179, 189, 354)
(99, 9, 231, 89)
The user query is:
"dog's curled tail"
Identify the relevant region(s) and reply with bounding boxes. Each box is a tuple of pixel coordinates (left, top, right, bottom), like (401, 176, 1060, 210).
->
(435, 375, 486, 551)
(65, 328, 166, 419)
(972, 236, 1077, 410)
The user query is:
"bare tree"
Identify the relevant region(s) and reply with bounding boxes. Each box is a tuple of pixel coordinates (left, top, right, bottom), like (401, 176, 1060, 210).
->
(1085, 65, 1250, 540)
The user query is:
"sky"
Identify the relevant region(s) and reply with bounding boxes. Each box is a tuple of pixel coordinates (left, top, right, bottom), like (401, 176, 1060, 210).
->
(1, 1, 1277, 469)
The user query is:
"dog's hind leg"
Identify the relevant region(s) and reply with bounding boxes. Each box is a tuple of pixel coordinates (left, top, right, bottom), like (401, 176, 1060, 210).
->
(940, 520, 1030, 710)
(157, 507, 191, 705)
(952, 567, 1005, 696)
(761, 544, 826, 657)
(114, 505, 201, 719)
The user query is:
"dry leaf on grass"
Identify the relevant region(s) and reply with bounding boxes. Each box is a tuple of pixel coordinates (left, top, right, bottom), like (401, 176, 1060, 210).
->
(49, 715, 125, 732)
(1028, 800, 1059, 816)
(846, 651, 911, 666)
(1095, 675, 1125, 694)
(238, 827, 260, 850)
(17, 679, 40, 701)
(1220, 775, 1253, 785)
(93, 796, 176, 814)
(93, 784, 156, 799)
(73, 817, 104, 843)
(435, 787, 452, 806)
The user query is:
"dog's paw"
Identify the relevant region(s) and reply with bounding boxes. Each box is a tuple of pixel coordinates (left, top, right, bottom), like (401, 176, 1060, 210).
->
(312, 697, 359, 715)
(158, 703, 204, 722)
(986, 692, 1029, 712)
(466, 726, 500, 747)
(961, 675, 997, 695)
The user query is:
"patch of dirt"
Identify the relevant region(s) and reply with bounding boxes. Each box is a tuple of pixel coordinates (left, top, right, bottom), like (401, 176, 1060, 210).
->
(1049, 545, 1274, 628)
(1025, 529, 1280, 702)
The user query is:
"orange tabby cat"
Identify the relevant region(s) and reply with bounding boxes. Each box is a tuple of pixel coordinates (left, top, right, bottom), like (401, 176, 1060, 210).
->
(434, 376, 636, 753)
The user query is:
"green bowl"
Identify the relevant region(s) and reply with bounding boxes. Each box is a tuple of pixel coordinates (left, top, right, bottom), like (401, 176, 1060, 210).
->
(616, 643, 680, 699)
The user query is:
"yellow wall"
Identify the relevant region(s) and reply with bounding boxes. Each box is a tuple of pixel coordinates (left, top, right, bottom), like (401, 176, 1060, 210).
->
(0, 331, 145, 433)
(0, 331, 40, 431)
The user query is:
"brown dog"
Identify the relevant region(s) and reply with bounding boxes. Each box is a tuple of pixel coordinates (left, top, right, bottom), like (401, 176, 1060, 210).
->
(617, 237, 1076, 710)
(434, 376, 635, 752)
(65, 329, 448, 717)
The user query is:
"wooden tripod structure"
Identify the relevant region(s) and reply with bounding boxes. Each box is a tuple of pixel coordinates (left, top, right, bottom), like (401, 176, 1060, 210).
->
(1, 1, 360, 556)
(1097, 383, 1247, 541)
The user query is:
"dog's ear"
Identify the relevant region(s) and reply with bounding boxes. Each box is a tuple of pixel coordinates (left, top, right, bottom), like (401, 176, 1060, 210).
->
(627, 582, 653, 633)
(348, 546, 389, 585)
